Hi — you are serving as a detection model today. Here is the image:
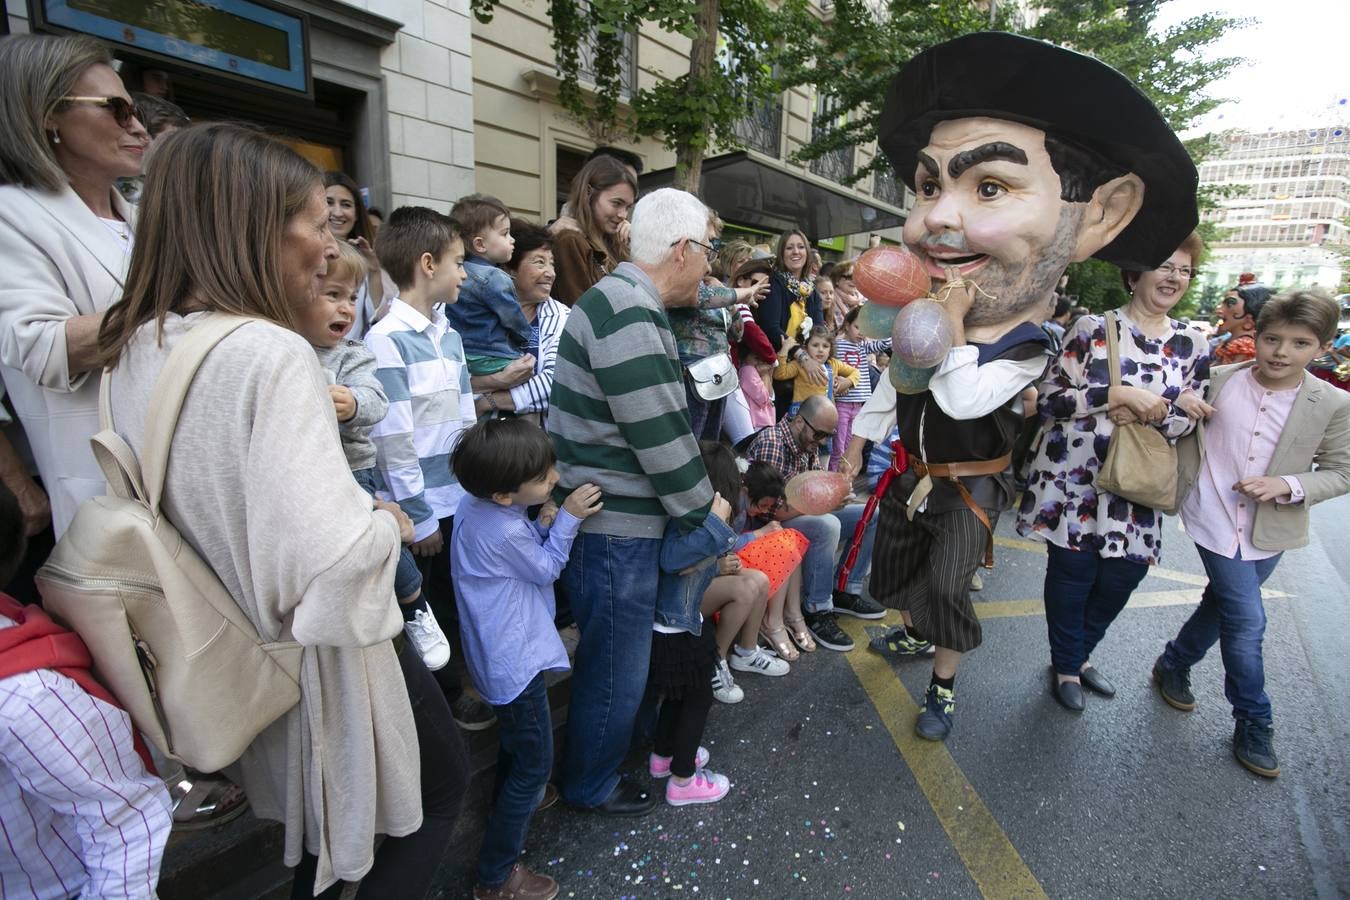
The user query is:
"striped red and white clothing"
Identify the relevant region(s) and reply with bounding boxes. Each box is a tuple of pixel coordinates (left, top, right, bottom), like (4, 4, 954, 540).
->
(1, 618, 171, 899)
(834, 335, 891, 403)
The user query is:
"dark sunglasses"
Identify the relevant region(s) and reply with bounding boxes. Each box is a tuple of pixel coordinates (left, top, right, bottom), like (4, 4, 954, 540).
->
(59, 95, 144, 129)
(800, 416, 836, 441)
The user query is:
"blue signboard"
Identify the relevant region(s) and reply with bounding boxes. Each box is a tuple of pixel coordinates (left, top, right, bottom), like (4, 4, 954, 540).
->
(33, 0, 311, 96)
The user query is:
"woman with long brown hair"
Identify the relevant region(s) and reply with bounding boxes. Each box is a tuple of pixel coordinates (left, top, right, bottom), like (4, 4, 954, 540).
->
(96, 122, 466, 898)
(550, 154, 638, 305)
(323, 170, 389, 337)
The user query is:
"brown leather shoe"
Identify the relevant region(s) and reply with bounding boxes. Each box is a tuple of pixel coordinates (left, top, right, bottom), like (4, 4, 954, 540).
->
(473, 863, 559, 900)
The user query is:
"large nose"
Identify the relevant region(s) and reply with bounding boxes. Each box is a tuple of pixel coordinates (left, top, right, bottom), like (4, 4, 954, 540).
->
(921, 188, 963, 236)
(321, 229, 340, 260)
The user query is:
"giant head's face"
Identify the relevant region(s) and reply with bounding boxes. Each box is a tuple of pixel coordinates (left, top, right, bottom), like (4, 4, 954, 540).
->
(902, 118, 1088, 326)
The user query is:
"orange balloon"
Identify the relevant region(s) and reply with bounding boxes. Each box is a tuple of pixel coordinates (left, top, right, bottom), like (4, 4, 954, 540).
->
(784, 470, 852, 516)
(854, 246, 929, 308)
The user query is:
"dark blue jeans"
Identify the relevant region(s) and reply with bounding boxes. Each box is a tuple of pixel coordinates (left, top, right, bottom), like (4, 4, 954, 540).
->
(477, 673, 553, 886)
(559, 532, 662, 807)
(1043, 544, 1149, 676)
(1163, 546, 1282, 723)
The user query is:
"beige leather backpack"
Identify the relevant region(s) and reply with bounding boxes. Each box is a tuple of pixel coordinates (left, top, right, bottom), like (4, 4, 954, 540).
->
(37, 315, 302, 772)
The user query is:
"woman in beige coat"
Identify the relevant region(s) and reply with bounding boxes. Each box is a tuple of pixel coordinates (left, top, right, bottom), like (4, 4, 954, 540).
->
(96, 122, 467, 897)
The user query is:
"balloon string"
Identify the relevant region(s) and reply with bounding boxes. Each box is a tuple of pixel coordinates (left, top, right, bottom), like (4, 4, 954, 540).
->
(931, 277, 998, 305)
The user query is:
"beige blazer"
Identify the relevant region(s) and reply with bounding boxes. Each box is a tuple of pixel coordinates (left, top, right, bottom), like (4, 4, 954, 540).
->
(1176, 361, 1350, 552)
(0, 183, 134, 536)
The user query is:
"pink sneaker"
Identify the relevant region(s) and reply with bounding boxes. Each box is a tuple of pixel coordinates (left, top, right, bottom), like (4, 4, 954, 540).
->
(649, 746, 710, 778)
(665, 768, 730, 806)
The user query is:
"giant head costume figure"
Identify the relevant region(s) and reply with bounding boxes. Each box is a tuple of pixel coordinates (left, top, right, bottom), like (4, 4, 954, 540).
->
(879, 32, 1199, 328)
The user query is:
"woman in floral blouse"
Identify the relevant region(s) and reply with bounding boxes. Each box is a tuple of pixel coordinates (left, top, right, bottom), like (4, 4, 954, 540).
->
(1017, 233, 1212, 713)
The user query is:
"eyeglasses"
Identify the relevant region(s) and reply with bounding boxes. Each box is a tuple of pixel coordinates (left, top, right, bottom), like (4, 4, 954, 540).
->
(673, 237, 721, 263)
(58, 96, 144, 130)
(799, 415, 836, 441)
(1155, 262, 1199, 279)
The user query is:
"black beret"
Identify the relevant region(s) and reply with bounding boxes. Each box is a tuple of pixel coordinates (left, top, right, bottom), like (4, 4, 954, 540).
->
(879, 32, 1199, 270)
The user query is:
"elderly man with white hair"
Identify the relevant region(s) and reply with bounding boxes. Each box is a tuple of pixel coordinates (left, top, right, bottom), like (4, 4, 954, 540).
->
(547, 188, 718, 817)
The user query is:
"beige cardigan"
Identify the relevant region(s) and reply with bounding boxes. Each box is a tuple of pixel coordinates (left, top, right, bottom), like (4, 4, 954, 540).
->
(1176, 361, 1350, 551)
(108, 314, 420, 894)
(0, 184, 135, 535)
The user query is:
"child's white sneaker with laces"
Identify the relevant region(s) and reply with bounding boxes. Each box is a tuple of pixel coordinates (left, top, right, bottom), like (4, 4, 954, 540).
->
(665, 768, 730, 806)
(729, 645, 789, 677)
(711, 659, 744, 704)
(404, 607, 451, 670)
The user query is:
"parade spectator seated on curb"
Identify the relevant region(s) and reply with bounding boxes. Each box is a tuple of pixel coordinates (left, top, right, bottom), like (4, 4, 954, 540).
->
(744, 395, 884, 654)
(0, 483, 174, 899)
(546, 187, 719, 818)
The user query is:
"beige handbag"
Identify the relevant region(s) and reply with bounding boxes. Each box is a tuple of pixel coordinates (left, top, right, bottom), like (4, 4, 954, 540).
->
(37, 315, 302, 772)
(1095, 311, 1178, 510)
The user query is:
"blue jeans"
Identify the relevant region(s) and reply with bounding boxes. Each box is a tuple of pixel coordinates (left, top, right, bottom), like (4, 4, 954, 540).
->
(478, 673, 553, 886)
(1043, 544, 1149, 676)
(1163, 546, 1282, 723)
(352, 467, 424, 601)
(559, 532, 661, 807)
(790, 503, 877, 612)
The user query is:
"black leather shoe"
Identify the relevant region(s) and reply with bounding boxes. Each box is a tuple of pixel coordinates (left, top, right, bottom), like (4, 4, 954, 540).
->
(1051, 669, 1086, 711)
(1078, 665, 1116, 697)
(586, 777, 658, 817)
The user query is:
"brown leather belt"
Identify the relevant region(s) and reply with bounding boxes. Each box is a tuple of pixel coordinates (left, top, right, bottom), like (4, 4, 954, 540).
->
(910, 453, 1012, 569)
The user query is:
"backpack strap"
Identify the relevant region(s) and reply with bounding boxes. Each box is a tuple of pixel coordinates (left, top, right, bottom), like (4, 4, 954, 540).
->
(140, 314, 256, 514)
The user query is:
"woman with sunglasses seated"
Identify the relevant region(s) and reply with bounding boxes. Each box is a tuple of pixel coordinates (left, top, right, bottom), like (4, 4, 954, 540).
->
(0, 34, 150, 539)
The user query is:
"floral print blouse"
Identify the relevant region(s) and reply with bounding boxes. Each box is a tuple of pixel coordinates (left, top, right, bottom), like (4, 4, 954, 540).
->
(1016, 309, 1211, 564)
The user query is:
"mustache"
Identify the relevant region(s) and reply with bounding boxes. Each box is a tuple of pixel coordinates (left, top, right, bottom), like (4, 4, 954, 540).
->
(917, 233, 973, 254)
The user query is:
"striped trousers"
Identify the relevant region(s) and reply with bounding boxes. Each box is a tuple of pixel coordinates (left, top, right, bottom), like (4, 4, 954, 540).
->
(868, 480, 992, 653)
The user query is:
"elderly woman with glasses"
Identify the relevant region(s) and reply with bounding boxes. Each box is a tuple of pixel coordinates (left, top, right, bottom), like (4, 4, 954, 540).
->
(1018, 232, 1213, 712)
(0, 34, 149, 538)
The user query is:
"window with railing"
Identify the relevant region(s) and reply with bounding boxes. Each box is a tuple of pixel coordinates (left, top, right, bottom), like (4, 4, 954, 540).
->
(569, 2, 638, 98)
(722, 36, 781, 157)
(873, 169, 906, 208)
(809, 92, 853, 182)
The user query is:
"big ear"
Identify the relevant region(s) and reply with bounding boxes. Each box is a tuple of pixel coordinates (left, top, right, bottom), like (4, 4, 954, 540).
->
(1071, 173, 1145, 262)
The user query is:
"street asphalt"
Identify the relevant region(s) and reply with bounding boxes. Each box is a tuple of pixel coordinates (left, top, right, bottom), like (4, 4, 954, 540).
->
(430, 494, 1350, 900)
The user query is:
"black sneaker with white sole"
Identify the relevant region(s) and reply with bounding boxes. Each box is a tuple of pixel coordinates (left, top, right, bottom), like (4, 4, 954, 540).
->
(831, 590, 886, 619)
(804, 609, 854, 651)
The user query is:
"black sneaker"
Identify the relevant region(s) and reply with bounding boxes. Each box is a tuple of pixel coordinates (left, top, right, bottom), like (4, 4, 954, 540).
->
(1233, 719, 1280, 778)
(867, 625, 934, 657)
(915, 683, 955, 741)
(1152, 655, 1196, 711)
(831, 590, 886, 620)
(451, 694, 498, 731)
(804, 610, 854, 651)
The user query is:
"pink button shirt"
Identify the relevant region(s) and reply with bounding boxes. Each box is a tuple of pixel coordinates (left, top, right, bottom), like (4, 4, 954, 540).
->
(1181, 369, 1304, 561)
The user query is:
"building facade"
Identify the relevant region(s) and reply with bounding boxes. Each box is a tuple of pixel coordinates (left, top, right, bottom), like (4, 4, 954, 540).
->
(1197, 125, 1349, 297)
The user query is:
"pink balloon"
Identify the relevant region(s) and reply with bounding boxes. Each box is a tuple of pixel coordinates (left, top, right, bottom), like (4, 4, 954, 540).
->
(853, 246, 929, 308)
(892, 299, 953, 369)
(784, 470, 852, 516)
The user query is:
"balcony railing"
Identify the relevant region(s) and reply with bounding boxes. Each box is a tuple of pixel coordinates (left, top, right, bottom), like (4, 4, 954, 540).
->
(873, 169, 906, 207)
(809, 145, 854, 183)
(732, 100, 783, 158)
(572, 9, 637, 98)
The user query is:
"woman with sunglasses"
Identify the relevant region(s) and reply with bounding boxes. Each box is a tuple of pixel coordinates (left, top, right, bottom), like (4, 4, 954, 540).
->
(0, 34, 150, 538)
(1017, 233, 1213, 713)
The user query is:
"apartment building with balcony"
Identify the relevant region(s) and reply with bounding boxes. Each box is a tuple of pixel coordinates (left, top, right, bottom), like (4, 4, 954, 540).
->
(1197, 125, 1349, 295)
(469, 0, 909, 256)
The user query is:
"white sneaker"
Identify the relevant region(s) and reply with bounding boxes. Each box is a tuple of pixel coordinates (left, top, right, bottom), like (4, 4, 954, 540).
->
(404, 607, 451, 671)
(711, 659, 744, 704)
(729, 645, 790, 677)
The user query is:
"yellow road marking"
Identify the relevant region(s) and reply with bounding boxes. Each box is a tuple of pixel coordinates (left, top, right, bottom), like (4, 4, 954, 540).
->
(840, 616, 1048, 900)
(991, 535, 1289, 597)
(973, 587, 1288, 621)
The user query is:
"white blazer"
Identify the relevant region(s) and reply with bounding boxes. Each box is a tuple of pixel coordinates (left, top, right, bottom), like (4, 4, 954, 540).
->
(0, 183, 134, 536)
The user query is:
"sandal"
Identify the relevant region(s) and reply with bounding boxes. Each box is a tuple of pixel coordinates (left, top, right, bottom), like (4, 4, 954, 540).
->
(759, 625, 800, 662)
(784, 617, 817, 653)
(170, 773, 250, 832)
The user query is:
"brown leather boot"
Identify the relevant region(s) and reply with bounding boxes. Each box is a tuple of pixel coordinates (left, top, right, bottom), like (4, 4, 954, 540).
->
(472, 863, 559, 900)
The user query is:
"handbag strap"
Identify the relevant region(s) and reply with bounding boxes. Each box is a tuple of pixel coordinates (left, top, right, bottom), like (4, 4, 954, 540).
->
(1103, 311, 1123, 389)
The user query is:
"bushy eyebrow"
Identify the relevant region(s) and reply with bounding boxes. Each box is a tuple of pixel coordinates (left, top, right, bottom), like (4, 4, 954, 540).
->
(917, 151, 940, 178)
(948, 142, 1028, 180)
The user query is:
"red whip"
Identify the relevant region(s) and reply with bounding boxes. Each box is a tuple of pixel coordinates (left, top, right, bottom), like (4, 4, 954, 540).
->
(835, 440, 908, 592)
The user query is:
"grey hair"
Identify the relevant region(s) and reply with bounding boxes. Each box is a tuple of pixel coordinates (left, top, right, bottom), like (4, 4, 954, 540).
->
(629, 188, 709, 266)
(0, 34, 113, 191)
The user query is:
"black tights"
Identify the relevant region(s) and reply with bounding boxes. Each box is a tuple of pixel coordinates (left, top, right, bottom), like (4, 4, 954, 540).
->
(652, 676, 714, 779)
(290, 642, 468, 899)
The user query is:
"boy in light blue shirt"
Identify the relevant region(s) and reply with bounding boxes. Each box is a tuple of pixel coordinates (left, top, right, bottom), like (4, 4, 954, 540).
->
(449, 417, 601, 898)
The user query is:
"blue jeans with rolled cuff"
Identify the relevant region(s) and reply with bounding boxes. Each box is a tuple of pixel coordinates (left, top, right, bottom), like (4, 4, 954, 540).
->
(1043, 543, 1148, 676)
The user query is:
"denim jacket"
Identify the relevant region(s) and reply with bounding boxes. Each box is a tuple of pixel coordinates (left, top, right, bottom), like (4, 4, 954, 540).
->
(442, 255, 531, 360)
(654, 510, 738, 635)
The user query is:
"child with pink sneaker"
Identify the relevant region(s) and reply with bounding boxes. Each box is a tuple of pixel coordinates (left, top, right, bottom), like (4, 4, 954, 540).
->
(646, 445, 743, 806)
